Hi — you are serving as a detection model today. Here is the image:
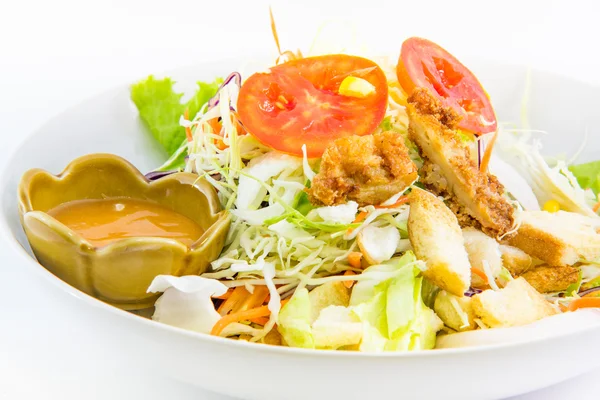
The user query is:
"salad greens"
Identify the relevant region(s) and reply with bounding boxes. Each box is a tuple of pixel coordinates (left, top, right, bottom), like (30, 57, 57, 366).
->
(129, 40, 600, 353)
(570, 161, 600, 196)
(277, 252, 441, 350)
(131, 75, 221, 160)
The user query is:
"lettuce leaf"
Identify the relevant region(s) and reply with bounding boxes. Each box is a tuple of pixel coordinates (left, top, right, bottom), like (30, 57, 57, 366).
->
(350, 251, 416, 306)
(278, 253, 442, 352)
(353, 262, 443, 352)
(155, 139, 187, 171)
(277, 288, 315, 349)
(311, 306, 362, 349)
(131, 75, 221, 155)
(569, 161, 600, 195)
(147, 275, 228, 334)
(278, 290, 362, 350)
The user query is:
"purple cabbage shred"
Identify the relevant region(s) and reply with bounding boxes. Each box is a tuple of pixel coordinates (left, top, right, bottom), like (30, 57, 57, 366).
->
(145, 170, 177, 181)
(464, 287, 483, 297)
(576, 286, 600, 298)
(207, 71, 242, 110)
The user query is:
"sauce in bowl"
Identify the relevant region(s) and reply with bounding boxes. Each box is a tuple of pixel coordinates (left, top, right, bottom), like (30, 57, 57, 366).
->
(47, 198, 204, 247)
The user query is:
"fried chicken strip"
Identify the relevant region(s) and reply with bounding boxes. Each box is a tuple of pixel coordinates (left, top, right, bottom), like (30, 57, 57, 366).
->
(520, 265, 580, 293)
(406, 88, 514, 239)
(307, 131, 418, 207)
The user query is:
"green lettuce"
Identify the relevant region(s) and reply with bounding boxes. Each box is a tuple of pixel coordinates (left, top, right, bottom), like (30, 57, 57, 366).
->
(352, 264, 442, 352)
(278, 253, 443, 352)
(569, 161, 600, 195)
(349, 252, 416, 306)
(131, 75, 222, 157)
(277, 287, 361, 350)
(565, 269, 583, 297)
(277, 288, 315, 349)
(155, 139, 187, 172)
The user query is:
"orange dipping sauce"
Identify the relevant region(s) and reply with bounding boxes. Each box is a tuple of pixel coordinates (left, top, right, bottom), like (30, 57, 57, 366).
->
(47, 198, 204, 247)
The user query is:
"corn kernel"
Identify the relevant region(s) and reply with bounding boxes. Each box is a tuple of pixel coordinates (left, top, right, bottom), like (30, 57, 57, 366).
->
(542, 199, 560, 213)
(338, 76, 376, 98)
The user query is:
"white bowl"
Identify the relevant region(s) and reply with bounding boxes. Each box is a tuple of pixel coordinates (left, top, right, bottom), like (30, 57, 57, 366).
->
(2, 57, 600, 400)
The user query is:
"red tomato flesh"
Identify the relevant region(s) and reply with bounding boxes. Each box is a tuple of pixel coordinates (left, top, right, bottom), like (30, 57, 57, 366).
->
(397, 37, 497, 135)
(237, 55, 388, 157)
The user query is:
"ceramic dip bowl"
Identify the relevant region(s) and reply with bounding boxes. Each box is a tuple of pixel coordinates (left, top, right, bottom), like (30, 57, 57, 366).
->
(18, 153, 230, 310)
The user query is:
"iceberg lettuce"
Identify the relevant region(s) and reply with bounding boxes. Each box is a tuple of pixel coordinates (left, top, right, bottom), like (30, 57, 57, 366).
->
(277, 253, 442, 352)
(147, 275, 227, 334)
(277, 288, 315, 349)
(352, 264, 442, 352)
(570, 160, 600, 196)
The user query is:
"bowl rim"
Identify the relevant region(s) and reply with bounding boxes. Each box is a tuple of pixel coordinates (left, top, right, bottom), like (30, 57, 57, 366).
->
(2, 56, 600, 359)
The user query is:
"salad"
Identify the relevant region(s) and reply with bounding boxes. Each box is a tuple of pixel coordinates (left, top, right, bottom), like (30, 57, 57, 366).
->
(131, 15, 600, 352)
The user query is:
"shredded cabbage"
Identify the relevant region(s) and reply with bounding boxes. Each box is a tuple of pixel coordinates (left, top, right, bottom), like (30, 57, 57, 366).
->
(495, 130, 598, 218)
(147, 275, 228, 334)
(182, 94, 413, 340)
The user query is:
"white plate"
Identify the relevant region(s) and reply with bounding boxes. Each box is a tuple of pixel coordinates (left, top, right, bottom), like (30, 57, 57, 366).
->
(2, 58, 600, 400)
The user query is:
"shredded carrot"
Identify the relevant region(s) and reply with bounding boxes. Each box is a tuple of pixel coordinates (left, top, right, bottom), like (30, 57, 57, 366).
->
(471, 267, 489, 283)
(208, 118, 221, 133)
(346, 211, 368, 235)
(479, 128, 499, 173)
(269, 6, 282, 56)
(347, 252, 363, 269)
(353, 211, 368, 224)
(212, 288, 233, 300)
(593, 201, 600, 213)
(235, 286, 270, 313)
(249, 317, 270, 326)
(559, 303, 568, 312)
(345, 197, 409, 236)
(206, 118, 228, 150)
(375, 195, 410, 209)
(211, 299, 290, 336)
(269, 7, 301, 64)
(216, 139, 228, 150)
(217, 286, 250, 316)
(568, 297, 600, 312)
(184, 109, 193, 142)
(212, 305, 271, 336)
(343, 270, 357, 288)
(277, 50, 300, 64)
(230, 110, 246, 135)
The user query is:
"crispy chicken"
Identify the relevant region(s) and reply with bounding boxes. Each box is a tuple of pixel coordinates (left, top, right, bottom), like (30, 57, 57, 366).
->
(520, 264, 580, 293)
(307, 131, 418, 207)
(406, 88, 515, 239)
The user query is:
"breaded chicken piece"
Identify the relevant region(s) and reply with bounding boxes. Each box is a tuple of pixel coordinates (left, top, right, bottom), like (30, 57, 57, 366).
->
(408, 188, 471, 296)
(520, 265, 580, 293)
(509, 210, 600, 267)
(307, 131, 418, 207)
(406, 88, 514, 239)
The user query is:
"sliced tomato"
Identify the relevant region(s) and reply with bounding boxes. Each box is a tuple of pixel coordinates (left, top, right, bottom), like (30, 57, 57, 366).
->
(397, 37, 497, 135)
(237, 55, 388, 157)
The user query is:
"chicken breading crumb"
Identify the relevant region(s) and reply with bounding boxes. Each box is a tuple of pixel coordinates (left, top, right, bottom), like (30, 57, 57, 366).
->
(520, 265, 580, 293)
(407, 88, 462, 129)
(407, 88, 515, 239)
(307, 131, 418, 207)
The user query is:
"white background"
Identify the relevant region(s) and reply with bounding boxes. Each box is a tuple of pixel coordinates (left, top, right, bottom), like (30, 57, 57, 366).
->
(1, 0, 599, 398)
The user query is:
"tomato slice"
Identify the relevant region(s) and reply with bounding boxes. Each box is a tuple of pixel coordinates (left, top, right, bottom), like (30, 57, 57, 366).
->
(397, 37, 497, 135)
(237, 55, 388, 157)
